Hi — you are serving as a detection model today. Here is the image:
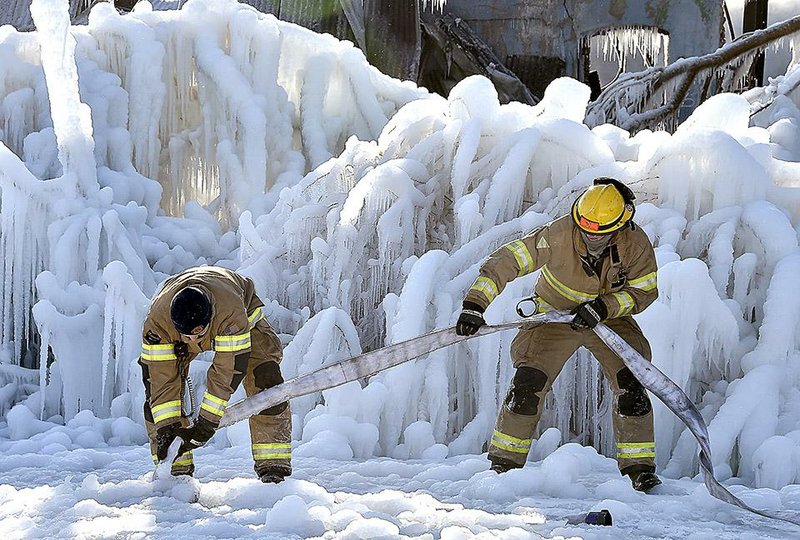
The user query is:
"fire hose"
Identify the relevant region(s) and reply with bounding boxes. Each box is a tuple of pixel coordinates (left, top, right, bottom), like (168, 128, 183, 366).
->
(160, 310, 799, 526)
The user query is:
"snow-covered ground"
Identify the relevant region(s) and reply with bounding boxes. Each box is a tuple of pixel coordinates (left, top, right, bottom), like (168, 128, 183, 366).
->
(2, 0, 800, 537)
(2, 414, 800, 539)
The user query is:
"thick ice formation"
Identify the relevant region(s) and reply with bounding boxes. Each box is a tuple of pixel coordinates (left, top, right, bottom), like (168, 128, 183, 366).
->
(1, 0, 800, 488)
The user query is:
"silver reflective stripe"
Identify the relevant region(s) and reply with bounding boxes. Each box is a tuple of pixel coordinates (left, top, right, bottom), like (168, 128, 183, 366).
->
(214, 332, 251, 352)
(612, 291, 635, 316)
(200, 393, 227, 417)
(151, 400, 182, 423)
(629, 272, 657, 291)
(505, 240, 535, 276)
(470, 276, 499, 303)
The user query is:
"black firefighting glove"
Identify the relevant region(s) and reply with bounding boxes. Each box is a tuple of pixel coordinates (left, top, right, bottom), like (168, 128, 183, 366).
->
(175, 417, 216, 455)
(155, 422, 181, 461)
(570, 299, 608, 330)
(456, 301, 486, 336)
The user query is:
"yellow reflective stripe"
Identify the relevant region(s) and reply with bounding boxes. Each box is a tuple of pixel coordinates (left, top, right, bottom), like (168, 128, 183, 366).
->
(617, 451, 656, 459)
(173, 452, 194, 466)
(214, 332, 251, 352)
(491, 440, 530, 454)
(492, 430, 531, 446)
(153, 411, 182, 423)
(248, 307, 265, 329)
(470, 276, 499, 303)
(253, 452, 292, 459)
(142, 343, 175, 351)
(152, 400, 182, 423)
(203, 393, 227, 406)
(153, 412, 181, 424)
(612, 291, 635, 316)
(536, 298, 555, 313)
(617, 442, 655, 448)
(151, 400, 181, 413)
(629, 272, 657, 292)
(541, 266, 596, 304)
(252, 443, 292, 450)
(505, 240, 535, 276)
(141, 343, 177, 361)
(253, 443, 291, 460)
(200, 392, 228, 416)
(201, 393, 228, 416)
(200, 403, 224, 416)
(152, 451, 192, 465)
(490, 430, 531, 454)
(617, 441, 655, 459)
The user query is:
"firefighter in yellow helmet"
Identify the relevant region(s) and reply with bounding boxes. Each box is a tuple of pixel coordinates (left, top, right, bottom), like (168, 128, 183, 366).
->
(139, 266, 291, 483)
(456, 178, 661, 492)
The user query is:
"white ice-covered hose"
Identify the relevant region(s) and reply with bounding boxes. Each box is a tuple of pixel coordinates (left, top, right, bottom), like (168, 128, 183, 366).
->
(207, 311, 800, 526)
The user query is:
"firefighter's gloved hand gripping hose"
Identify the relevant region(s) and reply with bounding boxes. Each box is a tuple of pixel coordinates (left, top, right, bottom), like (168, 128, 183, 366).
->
(167, 310, 799, 526)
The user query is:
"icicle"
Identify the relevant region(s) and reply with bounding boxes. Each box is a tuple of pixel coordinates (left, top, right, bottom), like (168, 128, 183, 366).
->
(38, 322, 49, 420)
(100, 280, 115, 407)
(420, 0, 447, 13)
(595, 26, 669, 68)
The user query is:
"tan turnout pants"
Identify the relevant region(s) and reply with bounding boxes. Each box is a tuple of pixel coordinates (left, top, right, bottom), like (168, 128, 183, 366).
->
(143, 321, 292, 477)
(488, 317, 655, 476)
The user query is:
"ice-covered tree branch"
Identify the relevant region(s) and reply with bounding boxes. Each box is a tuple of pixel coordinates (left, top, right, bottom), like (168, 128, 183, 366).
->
(586, 15, 800, 132)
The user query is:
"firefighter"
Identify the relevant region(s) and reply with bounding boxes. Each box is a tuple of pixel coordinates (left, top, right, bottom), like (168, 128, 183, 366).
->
(456, 178, 661, 492)
(139, 266, 291, 483)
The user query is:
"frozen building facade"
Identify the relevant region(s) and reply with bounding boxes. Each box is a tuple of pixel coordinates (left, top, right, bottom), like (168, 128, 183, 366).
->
(1, 1, 788, 122)
(443, 0, 723, 106)
(0, 1, 727, 109)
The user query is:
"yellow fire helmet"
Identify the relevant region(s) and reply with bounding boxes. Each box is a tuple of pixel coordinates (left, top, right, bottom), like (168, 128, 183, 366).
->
(571, 177, 636, 234)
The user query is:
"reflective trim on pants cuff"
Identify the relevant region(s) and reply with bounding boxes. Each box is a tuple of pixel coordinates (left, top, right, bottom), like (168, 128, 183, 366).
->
(253, 442, 291, 460)
(490, 430, 531, 454)
(617, 441, 655, 459)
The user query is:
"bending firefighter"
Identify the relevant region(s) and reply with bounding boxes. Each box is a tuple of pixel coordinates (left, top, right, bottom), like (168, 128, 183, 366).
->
(139, 266, 291, 483)
(457, 178, 661, 492)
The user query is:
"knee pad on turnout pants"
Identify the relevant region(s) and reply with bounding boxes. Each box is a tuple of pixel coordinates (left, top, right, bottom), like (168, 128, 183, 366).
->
(253, 361, 288, 416)
(504, 367, 548, 416)
(616, 367, 652, 416)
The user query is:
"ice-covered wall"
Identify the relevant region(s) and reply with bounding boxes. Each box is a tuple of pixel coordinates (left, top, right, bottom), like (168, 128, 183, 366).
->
(2, 0, 800, 488)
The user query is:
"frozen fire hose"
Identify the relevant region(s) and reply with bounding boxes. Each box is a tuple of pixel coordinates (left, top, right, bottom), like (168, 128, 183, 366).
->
(593, 323, 800, 526)
(212, 311, 799, 526)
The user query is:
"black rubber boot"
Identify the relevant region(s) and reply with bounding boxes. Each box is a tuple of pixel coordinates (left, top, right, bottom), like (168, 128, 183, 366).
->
(257, 466, 291, 484)
(629, 470, 662, 492)
(489, 456, 522, 474)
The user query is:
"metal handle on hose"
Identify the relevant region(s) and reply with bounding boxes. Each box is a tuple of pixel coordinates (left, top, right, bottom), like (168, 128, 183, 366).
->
(515, 296, 539, 318)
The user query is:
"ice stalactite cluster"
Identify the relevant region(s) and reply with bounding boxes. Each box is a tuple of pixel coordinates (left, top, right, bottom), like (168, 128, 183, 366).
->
(1, 0, 800, 488)
(593, 26, 669, 69)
